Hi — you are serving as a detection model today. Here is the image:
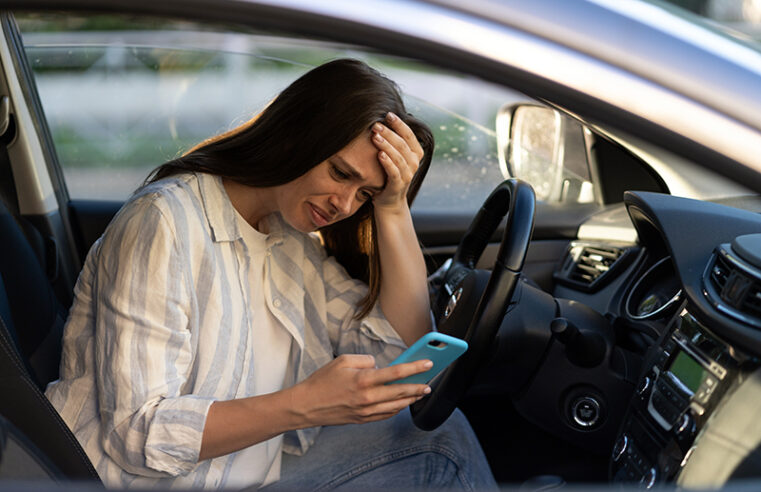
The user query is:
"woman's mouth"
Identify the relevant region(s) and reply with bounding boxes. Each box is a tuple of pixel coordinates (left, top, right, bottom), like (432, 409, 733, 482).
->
(308, 203, 331, 227)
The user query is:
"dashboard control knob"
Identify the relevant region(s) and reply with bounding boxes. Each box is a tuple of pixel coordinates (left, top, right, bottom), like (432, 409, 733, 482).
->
(676, 412, 695, 436)
(612, 434, 628, 462)
(571, 396, 601, 427)
(642, 467, 657, 489)
(637, 376, 652, 397)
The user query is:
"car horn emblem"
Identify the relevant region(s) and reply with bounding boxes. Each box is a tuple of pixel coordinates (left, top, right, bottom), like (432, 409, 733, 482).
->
(444, 287, 463, 320)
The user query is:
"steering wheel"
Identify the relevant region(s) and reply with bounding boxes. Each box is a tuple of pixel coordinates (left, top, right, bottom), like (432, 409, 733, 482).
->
(410, 178, 535, 430)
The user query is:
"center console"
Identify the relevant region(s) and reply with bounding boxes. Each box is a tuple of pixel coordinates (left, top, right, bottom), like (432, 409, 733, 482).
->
(610, 307, 745, 487)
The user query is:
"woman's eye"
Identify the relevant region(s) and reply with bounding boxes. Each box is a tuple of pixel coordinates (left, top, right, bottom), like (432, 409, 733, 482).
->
(358, 190, 373, 201)
(331, 165, 349, 180)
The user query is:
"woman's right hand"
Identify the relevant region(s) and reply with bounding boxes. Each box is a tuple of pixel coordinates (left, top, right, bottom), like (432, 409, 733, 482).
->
(287, 354, 432, 427)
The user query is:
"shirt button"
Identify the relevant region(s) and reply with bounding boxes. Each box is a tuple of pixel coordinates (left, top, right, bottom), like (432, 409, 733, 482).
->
(273, 298, 282, 308)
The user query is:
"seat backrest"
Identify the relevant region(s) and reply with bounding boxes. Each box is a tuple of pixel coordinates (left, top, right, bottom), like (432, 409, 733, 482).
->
(0, 313, 99, 480)
(0, 198, 100, 481)
(0, 199, 65, 389)
(0, 401, 64, 479)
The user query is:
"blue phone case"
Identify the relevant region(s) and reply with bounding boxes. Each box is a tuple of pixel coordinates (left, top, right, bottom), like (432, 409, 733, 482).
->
(387, 332, 468, 384)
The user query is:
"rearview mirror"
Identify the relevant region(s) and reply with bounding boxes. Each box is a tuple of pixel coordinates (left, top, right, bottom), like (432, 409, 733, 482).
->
(496, 104, 596, 203)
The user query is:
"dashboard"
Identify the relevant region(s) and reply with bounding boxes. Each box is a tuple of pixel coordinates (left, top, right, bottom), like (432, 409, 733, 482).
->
(549, 191, 761, 488)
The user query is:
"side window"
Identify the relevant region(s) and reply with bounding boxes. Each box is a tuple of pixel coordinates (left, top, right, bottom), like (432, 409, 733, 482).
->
(16, 13, 525, 213)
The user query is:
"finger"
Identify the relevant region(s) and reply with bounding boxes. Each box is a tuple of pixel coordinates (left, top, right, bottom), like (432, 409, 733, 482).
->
(374, 359, 433, 384)
(372, 130, 409, 178)
(334, 353, 377, 369)
(353, 360, 431, 390)
(385, 112, 424, 160)
(377, 151, 405, 190)
(372, 124, 418, 176)
(373, 122, 409, 153)
(354, 409, 403, 424)
(373, 139, 416, 191)
(351, 379, 428, 413)
(373, 383, 431, 403)
(358, 394, 424, 419)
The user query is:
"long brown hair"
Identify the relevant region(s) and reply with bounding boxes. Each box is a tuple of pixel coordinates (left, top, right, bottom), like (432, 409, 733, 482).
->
(147, 58, 433, 318)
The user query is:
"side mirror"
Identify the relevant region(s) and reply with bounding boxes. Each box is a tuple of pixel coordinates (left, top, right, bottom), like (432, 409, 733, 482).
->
(496, 104, 596, 203)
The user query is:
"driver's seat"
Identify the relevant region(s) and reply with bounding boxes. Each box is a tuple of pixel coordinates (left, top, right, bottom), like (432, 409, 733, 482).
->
(0, 195, 100, 481)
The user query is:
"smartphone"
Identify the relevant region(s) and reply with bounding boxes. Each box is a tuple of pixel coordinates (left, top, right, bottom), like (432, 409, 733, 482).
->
(387, 332, 468, 385)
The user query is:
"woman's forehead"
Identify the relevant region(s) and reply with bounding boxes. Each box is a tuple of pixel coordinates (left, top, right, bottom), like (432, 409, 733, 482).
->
(334, 133, 386, 189)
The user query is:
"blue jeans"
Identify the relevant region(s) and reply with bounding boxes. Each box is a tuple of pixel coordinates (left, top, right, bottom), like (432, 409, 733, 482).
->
(259, 408, 497, 491)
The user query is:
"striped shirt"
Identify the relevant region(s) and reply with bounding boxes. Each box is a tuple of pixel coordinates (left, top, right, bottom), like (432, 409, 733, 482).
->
(45, 172, 407, 489)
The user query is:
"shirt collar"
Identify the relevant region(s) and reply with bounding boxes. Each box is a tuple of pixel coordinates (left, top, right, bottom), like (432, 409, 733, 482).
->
(197, 172, 240, 242)
(196, 172, 285, 246)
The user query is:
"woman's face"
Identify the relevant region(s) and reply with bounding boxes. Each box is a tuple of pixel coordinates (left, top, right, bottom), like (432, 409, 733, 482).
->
(274, 131, 386, 233)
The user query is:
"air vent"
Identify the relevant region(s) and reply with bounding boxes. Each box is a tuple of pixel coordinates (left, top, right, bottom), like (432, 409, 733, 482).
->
(555, 242, 637, 292)
(709, 253, 731, 291)
(571, 246, 621, 283)
(704, 247, 761, 328)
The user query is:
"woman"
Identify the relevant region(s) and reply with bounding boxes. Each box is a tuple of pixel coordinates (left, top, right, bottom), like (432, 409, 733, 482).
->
(46, 59, 495, 490)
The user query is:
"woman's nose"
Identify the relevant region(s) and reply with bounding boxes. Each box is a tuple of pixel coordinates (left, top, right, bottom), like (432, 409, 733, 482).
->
(330, 190, 354, 217)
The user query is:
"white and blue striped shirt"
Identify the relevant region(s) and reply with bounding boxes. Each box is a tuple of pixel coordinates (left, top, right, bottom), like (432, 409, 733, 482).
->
(45, 172, 407, 489)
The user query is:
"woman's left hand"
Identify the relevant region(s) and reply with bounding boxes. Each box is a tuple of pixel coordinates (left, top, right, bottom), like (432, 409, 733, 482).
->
(371, 112, 424, 213)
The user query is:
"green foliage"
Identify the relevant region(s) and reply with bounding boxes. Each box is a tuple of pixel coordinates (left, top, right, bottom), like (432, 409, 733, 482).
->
(50, 124, 189, 168)
(16, 12, 197, 32)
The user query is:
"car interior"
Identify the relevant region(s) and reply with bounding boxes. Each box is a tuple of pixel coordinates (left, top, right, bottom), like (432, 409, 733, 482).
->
(2, 5, 761, 491)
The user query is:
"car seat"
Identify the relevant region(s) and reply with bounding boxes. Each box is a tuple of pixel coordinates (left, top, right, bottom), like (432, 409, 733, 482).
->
(0, 197, 100, 481)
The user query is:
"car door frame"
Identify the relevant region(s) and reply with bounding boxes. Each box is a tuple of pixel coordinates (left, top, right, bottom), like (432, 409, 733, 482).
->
(0, 12, 81, 305)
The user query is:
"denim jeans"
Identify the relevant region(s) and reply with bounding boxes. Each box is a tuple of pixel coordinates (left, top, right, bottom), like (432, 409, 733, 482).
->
(258, 408, 497, 491)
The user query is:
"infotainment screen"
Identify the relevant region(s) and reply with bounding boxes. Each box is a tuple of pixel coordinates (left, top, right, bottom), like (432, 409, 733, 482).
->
(668, 350, 706, 393)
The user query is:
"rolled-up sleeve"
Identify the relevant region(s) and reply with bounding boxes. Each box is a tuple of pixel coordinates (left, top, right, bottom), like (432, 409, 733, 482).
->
(93, 197, 213, 477)
(321, 255, 406, 367)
